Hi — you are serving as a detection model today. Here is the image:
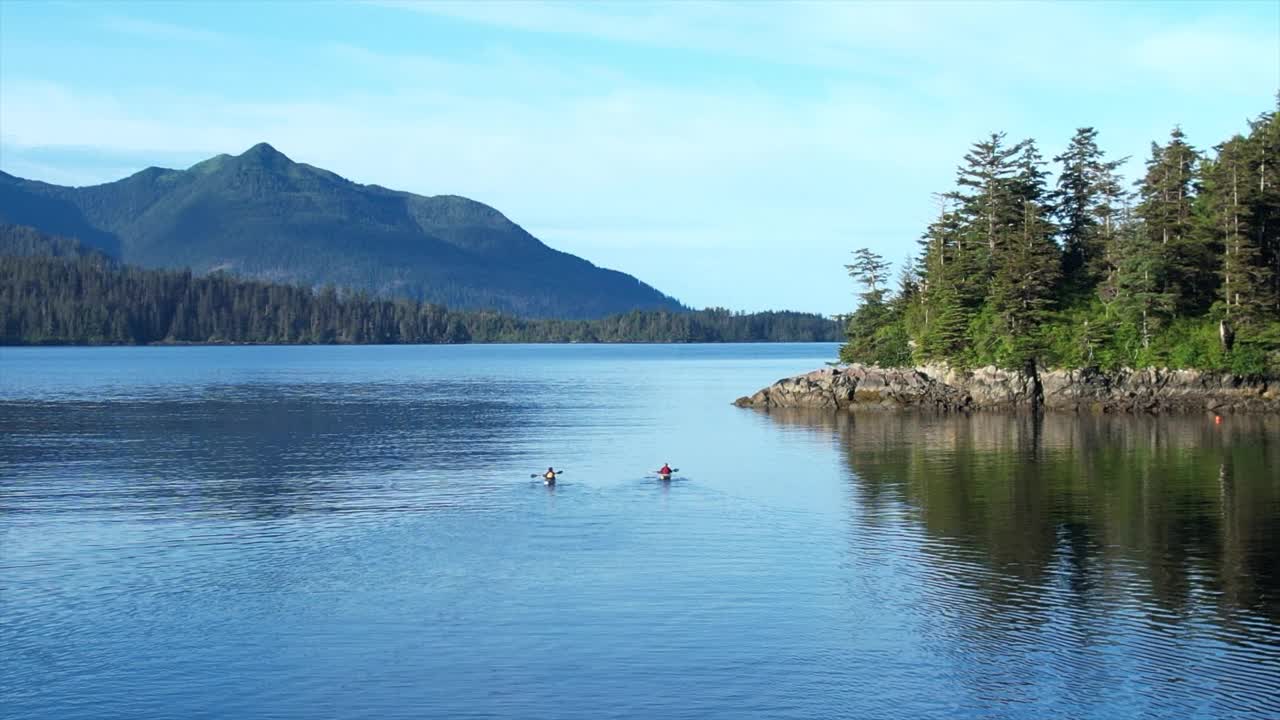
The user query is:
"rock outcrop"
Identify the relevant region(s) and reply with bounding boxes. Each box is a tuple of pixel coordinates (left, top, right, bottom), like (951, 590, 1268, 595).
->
(733, 364, 1280, 414)
(1038, 367, 1279, 413)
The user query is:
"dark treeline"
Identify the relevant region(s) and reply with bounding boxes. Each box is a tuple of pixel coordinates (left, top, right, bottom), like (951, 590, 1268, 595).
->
(0, 225, 839, 345)
(842, 100, 1280, 374)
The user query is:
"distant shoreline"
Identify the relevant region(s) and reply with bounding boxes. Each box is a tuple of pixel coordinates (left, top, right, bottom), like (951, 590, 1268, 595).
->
(2, 224, 842, 346)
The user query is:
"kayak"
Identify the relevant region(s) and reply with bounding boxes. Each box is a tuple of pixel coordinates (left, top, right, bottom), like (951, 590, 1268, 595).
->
(658, 473, 672, 481)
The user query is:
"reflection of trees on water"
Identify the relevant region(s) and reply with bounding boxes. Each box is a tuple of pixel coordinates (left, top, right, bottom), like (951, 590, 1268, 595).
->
(759, 409, 1280, 623)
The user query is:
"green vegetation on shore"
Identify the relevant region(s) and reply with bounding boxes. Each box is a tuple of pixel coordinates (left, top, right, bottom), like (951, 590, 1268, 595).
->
(841, 101, 1280, 374)
(0, 225, 838, 345)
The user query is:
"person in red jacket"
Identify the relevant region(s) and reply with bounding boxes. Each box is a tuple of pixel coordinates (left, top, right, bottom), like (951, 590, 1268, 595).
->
(658, 463, 672, 476)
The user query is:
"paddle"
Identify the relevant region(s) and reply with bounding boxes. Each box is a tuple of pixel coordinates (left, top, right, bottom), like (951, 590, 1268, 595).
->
(530, 470, 564, 478)
(655, 468, 679, 475)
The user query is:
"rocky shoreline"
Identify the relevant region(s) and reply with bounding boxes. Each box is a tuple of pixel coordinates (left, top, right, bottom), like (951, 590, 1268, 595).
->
(733, 364, 1280, 414)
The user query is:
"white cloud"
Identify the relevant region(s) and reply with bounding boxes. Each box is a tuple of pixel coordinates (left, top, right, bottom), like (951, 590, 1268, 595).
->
(2, 74, 935, 310)
(102, 16, 229, 45)
(0, 156, 129, 188)
(1133, 20, 1280, 94)
(2, 2, 1276, 312)
(371, 0, 1279, 95)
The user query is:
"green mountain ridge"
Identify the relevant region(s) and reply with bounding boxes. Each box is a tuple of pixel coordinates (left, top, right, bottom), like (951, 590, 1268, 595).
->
(0, 143, 684, 318)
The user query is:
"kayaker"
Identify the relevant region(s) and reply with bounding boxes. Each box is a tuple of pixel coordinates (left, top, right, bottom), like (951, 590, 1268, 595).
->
(658, 463, 672, 476)
(544, 467, 557, 481)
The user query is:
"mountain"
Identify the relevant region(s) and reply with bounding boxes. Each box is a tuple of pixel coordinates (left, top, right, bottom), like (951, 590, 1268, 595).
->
(0, 143, 683, 318)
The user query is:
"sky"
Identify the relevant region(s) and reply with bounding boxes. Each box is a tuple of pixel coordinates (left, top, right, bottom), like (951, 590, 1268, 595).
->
(1, 1, 1277, 315)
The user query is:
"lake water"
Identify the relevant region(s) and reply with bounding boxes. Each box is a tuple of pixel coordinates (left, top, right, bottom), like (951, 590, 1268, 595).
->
(2, 344, 1278, 719)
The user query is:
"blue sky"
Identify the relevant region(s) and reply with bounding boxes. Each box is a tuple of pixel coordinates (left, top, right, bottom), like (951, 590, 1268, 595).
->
(1, 1, 1277, 314)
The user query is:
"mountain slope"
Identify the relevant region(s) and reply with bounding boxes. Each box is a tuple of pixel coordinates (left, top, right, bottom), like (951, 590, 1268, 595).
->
(0, 143, 683, 318)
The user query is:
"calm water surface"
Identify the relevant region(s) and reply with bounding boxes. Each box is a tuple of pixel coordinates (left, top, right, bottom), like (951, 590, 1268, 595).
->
(1, 344, 1278, 719)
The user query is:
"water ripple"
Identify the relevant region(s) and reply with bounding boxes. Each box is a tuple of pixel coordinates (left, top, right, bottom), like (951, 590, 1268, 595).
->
(2, 346, 1278, 719)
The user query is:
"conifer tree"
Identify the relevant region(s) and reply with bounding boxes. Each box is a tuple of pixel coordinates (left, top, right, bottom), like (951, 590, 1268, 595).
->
(990, 197, 1061, 365)
(841, 248, 909, 365)
(1135, 127, 1213, 314)
(1053, 128, 1127, 290)
(1094, 156, 1130, 308)
(846, 248, 892, 297)
(1199, 135, 1270, 325)
(1012, 138, 1051, 207)
(948, 133, 1023, 289)
(961, 139, 1062, 366)
(1244, 100, 1280, 314)
(911, 198, 970, 361)
(1110, 218, 1175, 352)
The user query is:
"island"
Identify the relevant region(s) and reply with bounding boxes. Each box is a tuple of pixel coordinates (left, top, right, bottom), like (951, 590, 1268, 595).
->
(738, 102, 1280, 414)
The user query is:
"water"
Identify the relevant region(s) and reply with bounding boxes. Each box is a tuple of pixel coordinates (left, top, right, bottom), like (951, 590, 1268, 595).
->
(1, 344, 1277, 719)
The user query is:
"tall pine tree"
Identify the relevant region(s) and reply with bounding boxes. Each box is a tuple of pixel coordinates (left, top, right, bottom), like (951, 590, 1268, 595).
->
(990, 141, 1062, 365)
(949, 133, 1024, 282)
(1052, 127, 1127, 291)
(1244, 100, 1280, 315)
(840, 248, 908, 365)
(1109, 217, 1175, 353)
(911, 197, 971, 361)
(1135, 127, 1214, 314)
(1198, 135, 1270, 325)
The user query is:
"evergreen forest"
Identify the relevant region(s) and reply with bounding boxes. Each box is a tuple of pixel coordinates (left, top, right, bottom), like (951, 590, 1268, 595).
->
(840, 101, 1280, 375)
(0, 225, 838, 345)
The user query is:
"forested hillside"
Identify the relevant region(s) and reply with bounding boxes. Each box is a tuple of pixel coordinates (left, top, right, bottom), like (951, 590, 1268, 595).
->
(0, 225, 838, 345)
(841, 101, 1280, 374)
(0, 143, 683, 319)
